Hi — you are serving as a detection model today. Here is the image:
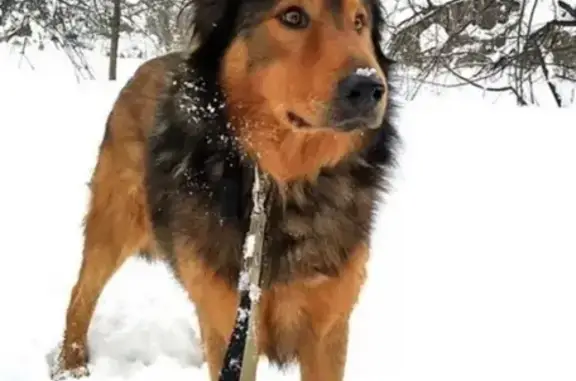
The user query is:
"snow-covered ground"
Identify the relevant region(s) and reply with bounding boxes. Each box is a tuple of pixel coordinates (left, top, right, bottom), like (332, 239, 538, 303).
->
(1, 46, 576, 381)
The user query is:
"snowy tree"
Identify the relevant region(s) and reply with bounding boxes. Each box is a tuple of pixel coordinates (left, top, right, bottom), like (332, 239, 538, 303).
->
(1, 0, 574, 104)
(0, 0, 188, 78)
(383, 0, 576, 106)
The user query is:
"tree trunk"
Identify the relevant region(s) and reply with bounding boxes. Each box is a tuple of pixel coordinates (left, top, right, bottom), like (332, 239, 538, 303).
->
(108, 0, 121, 80)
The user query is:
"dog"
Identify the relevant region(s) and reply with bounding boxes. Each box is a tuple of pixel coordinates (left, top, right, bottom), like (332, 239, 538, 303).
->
(52, 0, 399, 380)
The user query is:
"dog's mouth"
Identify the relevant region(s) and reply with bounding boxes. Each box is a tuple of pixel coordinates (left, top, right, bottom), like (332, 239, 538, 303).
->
(287, 111, 312, 128)
(333, 117, 381, 132)
(287, 111, 381, 131)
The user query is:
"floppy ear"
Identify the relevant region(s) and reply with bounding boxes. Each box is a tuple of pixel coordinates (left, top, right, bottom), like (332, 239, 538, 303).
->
(178, 0, 241, 54)
(370, 1, 395, 69)
(192, 0, 228, 43)
(366, 1, 399, 149)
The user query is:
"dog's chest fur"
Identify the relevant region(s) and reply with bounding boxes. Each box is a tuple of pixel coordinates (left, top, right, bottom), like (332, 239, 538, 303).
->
(146, 61, 395, 289)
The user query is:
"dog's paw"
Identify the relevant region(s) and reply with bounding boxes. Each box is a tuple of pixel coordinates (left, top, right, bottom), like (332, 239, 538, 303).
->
(47, 341, 90, 380)
(50, 365, 90, 381)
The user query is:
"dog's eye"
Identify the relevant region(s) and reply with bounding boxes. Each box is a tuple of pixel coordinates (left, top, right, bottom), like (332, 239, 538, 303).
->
(278, 6, 309, 29)
(354, 14, 366, 32)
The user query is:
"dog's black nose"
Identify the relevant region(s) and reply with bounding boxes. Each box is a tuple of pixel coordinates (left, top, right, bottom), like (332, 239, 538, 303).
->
(336, 73, 385, 115)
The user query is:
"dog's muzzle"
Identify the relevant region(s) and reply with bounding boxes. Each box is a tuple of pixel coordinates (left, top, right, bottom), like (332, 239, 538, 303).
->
(329, 71, 386, 131)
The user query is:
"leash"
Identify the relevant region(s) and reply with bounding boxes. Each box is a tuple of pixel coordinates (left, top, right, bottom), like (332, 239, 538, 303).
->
(218, 165, 272, 381)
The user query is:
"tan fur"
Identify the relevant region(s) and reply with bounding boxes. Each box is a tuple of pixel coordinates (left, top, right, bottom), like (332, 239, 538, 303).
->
(221, 0, 387, 185)
(175, 240, 369, 381)
(57, 53, 182, 372)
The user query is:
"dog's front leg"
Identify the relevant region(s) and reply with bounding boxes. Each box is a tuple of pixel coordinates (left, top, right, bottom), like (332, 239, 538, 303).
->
(199, 324, 228, 381)
(298, 319, 350, 381)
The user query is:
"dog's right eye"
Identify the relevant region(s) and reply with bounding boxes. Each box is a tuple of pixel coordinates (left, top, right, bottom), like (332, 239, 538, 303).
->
(278, 6, 309, 29)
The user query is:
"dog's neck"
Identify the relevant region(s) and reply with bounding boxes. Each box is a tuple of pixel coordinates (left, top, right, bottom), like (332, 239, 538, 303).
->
(147, 55, 398, 287)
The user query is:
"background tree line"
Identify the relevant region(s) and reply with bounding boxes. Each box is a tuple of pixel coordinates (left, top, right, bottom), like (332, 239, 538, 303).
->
(1, 0, 575, 106)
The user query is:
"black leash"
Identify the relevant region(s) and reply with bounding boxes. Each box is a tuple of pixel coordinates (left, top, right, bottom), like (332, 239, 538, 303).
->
(218, 167, 272, 381)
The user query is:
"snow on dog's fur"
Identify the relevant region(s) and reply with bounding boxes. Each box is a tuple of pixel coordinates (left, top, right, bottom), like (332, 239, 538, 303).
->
(53, 0, 399, 380)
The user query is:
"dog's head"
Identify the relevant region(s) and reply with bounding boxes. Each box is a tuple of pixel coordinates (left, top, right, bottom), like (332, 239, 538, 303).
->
(181, 0, 393, 182)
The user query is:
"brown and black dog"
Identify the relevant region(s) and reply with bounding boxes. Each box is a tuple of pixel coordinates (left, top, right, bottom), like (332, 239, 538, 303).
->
(52, 0, 399, 380)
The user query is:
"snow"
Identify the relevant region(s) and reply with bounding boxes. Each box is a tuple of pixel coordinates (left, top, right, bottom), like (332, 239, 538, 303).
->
(419, 23, 449, 52)
(243, 235, 256, 259)
(355, 67, 378, 77)
(1, 46, 576, 381)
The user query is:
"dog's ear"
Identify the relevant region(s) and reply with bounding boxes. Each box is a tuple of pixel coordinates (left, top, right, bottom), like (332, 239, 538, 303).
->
(178, 0, 240, 53)
(192, 0, 228, 43)
(370, 1, 395, 69)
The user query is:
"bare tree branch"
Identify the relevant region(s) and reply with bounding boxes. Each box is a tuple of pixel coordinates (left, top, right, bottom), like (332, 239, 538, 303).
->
(558, 0, 576, 19)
